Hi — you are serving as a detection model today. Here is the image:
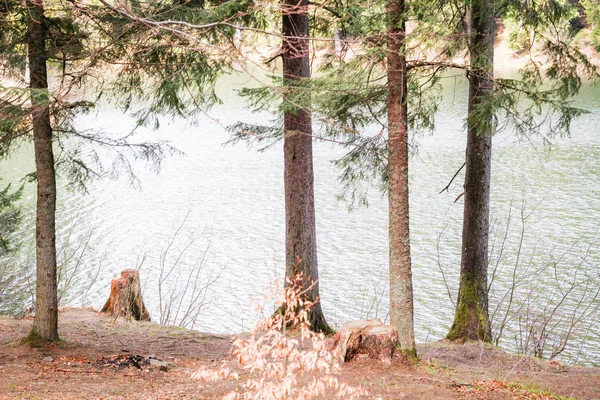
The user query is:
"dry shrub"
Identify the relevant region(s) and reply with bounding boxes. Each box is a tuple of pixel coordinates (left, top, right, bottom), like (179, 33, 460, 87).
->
(192, 274, 365, 399)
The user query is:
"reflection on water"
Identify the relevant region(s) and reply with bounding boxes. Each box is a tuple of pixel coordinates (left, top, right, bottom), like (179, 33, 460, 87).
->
(1, 74, 599, 366)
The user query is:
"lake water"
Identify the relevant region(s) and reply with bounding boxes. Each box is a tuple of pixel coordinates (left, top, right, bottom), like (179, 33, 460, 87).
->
(2, 71, 599, 366)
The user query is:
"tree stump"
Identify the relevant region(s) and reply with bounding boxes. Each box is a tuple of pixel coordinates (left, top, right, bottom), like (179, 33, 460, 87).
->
(100, 269, 150, 321)
(330, 320, 399, 364)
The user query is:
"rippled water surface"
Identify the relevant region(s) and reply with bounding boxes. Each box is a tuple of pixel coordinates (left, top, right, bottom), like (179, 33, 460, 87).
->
(2, 73, 599, 366)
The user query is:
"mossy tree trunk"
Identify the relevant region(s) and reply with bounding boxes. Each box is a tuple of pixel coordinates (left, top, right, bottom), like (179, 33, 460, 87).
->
(386, 0, 416, 355)
(281, 0, 330, 333)
(447, 0, 494, 342)
(27, 0, 59, 342)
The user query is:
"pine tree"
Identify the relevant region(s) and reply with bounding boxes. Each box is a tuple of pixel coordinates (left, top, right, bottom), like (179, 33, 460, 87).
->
(386, 0, 416, 355)
(281, 0, 330, 333)
(91, 0, 334, 330)
(446, 0, 495, 342)
(310, 0, 457, 345)
(447, 0, 598, 343)
(25, 0, 60, 341)
(217, 1, 335, 332)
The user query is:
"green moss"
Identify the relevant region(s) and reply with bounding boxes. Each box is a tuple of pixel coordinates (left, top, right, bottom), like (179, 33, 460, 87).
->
(21, 329, 61, 347)
(505, 382, 576, 400)
(21, 329, 42, 345)
(314, 321, 335, 336)
(395, 345, 419, 364)
(403, 347, 419, 365)
(421, 361, 456, 375)
(446, 273, 491, 342)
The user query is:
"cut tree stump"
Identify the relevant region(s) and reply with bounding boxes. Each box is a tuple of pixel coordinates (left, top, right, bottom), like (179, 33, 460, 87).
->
(330, 320, 399, 364)
(100, 269, 150, 321)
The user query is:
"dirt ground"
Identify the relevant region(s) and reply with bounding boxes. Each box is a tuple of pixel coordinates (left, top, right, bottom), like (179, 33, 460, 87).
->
(0, 308, 598, 399)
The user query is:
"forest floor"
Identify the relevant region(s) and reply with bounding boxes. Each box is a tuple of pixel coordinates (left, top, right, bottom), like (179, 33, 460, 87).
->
(0, 308, 599, 400)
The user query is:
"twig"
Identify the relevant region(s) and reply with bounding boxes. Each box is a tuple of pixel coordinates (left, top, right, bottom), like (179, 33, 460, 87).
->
(264, 52, 283, 65)
(439, 162, 465, 194)
(55, 368, 110, 374)
(435, 222, 455, 308)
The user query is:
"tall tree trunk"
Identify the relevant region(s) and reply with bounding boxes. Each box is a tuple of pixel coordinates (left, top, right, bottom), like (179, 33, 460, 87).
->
(281, 0, 330, 333)
(447, 0, 494, 342)
(386, 0, 416, 355)
(27, 0, 59, 342)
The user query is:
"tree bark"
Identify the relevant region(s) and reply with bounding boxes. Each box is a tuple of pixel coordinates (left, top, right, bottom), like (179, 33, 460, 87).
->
(281, 0, 330, 333)
(330, 320, 399, 364)
(386, 0, 416, 355)
(101, 269, 151, 321)
(27, 0, 59, 342)
(447, 0, 494, 342)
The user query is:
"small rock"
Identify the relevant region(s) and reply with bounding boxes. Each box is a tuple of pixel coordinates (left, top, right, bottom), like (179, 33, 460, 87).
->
(43, 356, 54, 362)
(149, 358, 170, 372)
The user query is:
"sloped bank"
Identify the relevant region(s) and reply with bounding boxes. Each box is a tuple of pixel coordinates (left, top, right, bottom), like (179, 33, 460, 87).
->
(0, 308, 598, 399)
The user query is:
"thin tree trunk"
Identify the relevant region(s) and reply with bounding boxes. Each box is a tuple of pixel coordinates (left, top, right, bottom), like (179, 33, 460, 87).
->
(27, 0, 59, 342)
(281, 0, 330, 333)
(447, 0, 494, 342)
(386, 0, 416, 355)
